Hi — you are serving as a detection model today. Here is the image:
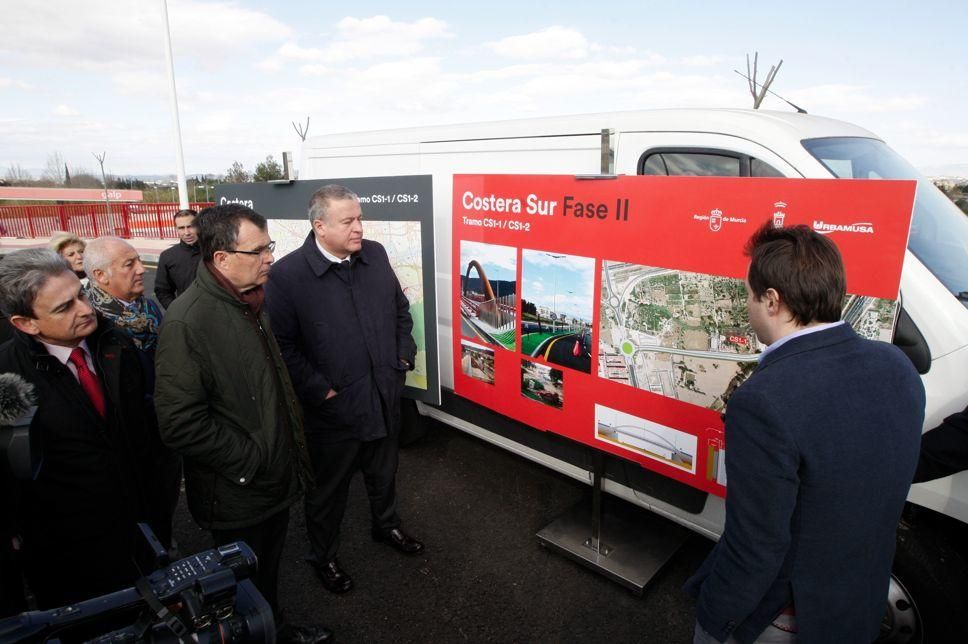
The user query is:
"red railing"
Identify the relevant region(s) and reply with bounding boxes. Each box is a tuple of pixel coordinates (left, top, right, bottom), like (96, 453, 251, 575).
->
(0, 202, 215, 240)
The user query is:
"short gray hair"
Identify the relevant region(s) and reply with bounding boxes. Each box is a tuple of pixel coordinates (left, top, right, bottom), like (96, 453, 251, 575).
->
(0, 248, 72, 317)
(83, 236, 131, 278)
(308, 184, 359, 223)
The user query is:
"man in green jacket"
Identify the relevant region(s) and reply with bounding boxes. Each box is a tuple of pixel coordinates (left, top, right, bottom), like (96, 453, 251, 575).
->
(155, 204, 330, 644)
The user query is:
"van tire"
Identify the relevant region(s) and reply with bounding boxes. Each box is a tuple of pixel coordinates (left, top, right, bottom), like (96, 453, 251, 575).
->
(881, 506, 968, 643)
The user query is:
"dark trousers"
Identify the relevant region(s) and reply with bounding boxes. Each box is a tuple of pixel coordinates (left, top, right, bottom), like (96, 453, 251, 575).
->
(305, 432, 400, 563)
(212, 507, 289, 617)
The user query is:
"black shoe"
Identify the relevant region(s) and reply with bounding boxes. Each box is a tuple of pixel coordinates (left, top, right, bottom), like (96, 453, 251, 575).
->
(372, 527, 424, 555)
(277, 622, 333, 644)
(312, 559, 353, 594)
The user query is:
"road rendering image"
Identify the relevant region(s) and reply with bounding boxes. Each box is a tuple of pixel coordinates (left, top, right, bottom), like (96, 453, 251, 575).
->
(519, 249, 595, 373)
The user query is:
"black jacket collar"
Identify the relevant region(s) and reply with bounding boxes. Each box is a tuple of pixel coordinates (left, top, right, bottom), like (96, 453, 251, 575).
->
(757, 322, 856, 371)
(300, 232, 370, 278)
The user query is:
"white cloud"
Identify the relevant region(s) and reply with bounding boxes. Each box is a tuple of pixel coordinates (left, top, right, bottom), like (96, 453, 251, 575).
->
(681, 55, 725, 67)
(260, 15, 452, 70)
(0, 78, 35, 91)
(52, 105, 79, 116)
(460, 241, 517, 275)
(0, 0, 291, 71)
(487, 26, 590, 60)
(786, 84, 927, 114)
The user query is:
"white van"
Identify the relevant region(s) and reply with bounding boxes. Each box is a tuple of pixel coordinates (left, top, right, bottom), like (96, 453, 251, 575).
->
(301, 108, 968, 643)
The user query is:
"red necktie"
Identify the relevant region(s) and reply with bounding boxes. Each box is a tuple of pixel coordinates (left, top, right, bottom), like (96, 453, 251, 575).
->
(68, 347, 106, 418)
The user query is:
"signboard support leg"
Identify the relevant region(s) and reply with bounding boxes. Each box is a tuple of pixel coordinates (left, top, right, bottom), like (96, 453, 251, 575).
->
(536, 453, 689, 595)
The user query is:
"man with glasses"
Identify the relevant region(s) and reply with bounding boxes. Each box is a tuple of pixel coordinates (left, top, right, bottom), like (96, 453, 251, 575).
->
(265, 184, 422, 595)
(155, 204, 331, 643)
(155, 209, 201, 309)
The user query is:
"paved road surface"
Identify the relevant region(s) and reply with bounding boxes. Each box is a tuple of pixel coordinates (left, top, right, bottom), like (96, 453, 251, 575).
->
(171, 419, 711, 643)
(121, 265, 711, 642)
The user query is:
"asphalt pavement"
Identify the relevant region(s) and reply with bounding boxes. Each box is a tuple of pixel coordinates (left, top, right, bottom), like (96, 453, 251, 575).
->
(171, 419, 712, 643)
(146, 263, 711, 644)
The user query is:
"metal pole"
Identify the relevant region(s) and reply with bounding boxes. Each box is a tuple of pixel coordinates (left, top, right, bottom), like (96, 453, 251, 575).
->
(161, 0, 189, 209)
(94, 152, 115, 234)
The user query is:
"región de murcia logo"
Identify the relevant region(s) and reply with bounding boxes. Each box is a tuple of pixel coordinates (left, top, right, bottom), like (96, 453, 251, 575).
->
(692, 208, 747, 232)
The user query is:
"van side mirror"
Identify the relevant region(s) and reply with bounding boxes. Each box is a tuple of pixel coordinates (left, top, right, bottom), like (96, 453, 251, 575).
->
(893, 307, 931, 374)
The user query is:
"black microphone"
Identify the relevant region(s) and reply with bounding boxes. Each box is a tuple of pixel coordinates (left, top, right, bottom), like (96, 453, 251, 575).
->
(0, 373, 35, 425)
(0, 372, 42, 479)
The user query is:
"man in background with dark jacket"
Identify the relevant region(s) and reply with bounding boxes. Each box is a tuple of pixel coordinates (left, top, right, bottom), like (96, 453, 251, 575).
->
(0, 248, 160, 608)
(155, 204, 330, 644)
(154, 209, 200, 309)
(266, 184, 422, 595)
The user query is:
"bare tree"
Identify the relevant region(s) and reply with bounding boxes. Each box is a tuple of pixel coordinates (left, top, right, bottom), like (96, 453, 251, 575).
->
(41, 152, 66, 185)
(4, 164, 33, 185)
(293, 116, 310, 142)
(745, 52, 782, 109)
(93, 151, 116, 230)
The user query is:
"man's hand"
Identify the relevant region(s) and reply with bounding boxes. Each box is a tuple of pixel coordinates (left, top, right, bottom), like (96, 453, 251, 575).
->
(325, 388, 338, 399)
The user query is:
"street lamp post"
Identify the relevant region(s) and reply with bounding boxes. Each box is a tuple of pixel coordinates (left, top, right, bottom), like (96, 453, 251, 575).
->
(544, 253, 565, 332)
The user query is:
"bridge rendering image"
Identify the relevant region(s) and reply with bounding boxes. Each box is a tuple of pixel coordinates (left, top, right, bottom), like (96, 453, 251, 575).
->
(459, 240, 517, 350)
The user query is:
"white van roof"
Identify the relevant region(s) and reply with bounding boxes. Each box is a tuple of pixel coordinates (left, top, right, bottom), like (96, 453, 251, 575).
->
(305, 108, 881, 149)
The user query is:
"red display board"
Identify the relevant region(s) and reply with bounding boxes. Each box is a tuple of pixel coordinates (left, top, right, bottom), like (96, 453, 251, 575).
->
(452, 174, 916, 496)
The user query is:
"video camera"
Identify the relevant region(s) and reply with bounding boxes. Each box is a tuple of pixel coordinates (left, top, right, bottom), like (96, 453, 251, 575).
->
(0, 525, 274, 643)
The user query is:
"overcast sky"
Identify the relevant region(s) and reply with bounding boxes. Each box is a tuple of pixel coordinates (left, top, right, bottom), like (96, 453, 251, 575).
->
(1, 1, 965, 179)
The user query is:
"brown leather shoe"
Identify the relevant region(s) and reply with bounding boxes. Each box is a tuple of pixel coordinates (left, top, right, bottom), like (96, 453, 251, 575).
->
(312, 559, 353, 593)
(372, 527, 424, 555)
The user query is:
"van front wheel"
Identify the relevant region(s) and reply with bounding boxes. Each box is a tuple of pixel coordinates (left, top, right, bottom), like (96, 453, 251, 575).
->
(879, 506, 968, 643)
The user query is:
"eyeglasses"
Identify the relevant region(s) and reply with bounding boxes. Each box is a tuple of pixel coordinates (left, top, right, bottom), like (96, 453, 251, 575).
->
(226, 241, 276, 256)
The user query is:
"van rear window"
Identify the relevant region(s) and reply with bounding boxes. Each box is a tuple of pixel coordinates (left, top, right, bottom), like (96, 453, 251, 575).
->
(803, 137, 968, 308)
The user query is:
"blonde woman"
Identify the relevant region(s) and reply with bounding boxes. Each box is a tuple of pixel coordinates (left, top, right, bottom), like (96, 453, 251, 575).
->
(48, 231, 87, 281)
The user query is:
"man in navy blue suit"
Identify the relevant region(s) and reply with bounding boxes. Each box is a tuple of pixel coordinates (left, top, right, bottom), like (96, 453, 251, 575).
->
(685, 222, 924, 643)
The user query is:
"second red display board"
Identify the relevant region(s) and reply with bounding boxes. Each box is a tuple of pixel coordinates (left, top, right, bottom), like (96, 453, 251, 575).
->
(451, 174, 916, 496)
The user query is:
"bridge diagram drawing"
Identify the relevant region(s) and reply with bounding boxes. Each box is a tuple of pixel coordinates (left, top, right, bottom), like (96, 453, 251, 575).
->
(595, 404, 697, 474)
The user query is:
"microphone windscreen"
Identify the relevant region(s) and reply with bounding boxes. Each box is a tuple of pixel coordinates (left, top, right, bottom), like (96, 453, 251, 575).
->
(0, 372, 36, 425)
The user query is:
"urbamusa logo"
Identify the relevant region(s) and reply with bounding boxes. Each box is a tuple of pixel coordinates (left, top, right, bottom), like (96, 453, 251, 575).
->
(692, 208, 747, 232)
(812, 220, 875, 235)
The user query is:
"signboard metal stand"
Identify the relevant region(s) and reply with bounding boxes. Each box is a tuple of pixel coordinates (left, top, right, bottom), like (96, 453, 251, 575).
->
(536, 453, 689, 595)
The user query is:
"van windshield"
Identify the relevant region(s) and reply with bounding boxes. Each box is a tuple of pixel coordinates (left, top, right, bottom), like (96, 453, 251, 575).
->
(803, 137, 968, 308)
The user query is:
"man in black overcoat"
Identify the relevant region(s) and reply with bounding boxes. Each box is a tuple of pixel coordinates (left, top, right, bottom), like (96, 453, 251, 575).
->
(266, 184, 422, 594)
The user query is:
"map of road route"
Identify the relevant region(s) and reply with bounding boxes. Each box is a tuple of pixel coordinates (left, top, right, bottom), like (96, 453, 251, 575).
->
(269, 219, 429, 391)
(598, 260, 899, 411)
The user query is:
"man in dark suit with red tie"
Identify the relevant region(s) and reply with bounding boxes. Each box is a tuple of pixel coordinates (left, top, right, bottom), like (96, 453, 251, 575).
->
(0, 248, 159, 608)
